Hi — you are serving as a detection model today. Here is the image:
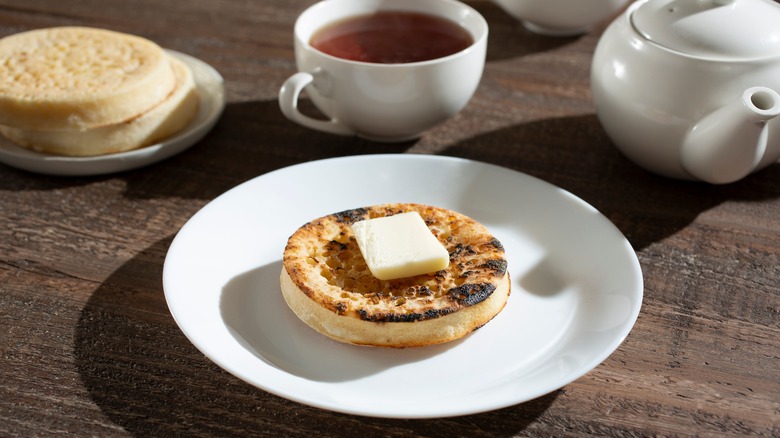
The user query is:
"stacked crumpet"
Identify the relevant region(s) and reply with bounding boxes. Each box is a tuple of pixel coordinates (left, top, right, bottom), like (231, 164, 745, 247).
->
(0, 27, 199, 156)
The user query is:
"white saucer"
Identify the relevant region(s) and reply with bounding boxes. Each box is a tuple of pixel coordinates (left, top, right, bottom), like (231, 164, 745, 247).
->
(163, 155, 644, 419)
(0, 50, 225, 176)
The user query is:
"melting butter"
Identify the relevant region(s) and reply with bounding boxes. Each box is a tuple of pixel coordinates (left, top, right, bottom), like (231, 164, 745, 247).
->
(351, 211, 449, 281)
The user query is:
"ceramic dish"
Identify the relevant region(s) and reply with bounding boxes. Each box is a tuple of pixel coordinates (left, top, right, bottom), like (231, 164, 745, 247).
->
(163, 154, 643, 418)
(0, 50, 225, 176)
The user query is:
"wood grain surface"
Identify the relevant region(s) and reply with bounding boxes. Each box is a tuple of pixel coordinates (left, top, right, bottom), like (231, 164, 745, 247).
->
(1, 1, 778, 436)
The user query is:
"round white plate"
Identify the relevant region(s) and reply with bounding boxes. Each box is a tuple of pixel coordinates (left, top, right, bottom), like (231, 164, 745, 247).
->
(163, 155, 643, 419)
(0, 50, 225, 176)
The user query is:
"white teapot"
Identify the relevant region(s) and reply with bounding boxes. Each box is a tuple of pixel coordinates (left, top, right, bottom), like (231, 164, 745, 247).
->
(591, 0, 780, 183)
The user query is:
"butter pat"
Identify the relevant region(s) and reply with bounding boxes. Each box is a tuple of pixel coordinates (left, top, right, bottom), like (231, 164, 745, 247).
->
(351, 212, 450, 280)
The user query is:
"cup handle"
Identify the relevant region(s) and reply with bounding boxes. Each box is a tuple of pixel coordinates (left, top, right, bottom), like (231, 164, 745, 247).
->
(278, 72, 354, 136)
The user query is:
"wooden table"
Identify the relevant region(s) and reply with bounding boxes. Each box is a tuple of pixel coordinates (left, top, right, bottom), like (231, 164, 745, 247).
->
(1, 1, 778, 436)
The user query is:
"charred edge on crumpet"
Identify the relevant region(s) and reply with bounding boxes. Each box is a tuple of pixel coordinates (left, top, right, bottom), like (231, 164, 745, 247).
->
(448, 283, 496, 306)
(487, 237, 505, 252)
(354, 282, 496, 322)
(332, 208, 369, 224)
(357, 306, 456, 323)
(480, 259, 507, 276)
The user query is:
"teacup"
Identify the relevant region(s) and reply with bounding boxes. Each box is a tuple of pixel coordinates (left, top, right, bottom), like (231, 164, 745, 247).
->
(491, 0, 630, 36)
(278, 0, 488, 142)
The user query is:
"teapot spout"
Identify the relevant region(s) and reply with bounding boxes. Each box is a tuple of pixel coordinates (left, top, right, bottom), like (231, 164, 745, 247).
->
(682, 86, 780, 184)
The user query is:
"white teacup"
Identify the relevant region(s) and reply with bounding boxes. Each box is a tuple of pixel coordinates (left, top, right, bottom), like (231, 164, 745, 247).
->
(279, 0, 488, 142)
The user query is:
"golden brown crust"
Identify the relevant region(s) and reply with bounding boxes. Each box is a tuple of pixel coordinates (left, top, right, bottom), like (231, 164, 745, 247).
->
(281, 203, 511, 347)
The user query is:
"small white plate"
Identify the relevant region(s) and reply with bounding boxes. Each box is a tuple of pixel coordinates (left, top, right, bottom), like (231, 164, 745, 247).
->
(0, 50, 225, 176)
(163, 155, 643, 419)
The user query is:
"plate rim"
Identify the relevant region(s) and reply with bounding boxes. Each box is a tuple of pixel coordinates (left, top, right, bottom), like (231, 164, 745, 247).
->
(163, 154, 644, 418)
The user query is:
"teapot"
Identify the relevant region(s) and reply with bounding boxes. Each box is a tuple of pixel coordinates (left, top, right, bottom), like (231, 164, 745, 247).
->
(591, 0, 780, 183)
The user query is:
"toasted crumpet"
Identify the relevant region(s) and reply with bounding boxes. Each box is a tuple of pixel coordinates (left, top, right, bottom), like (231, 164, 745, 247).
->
(281, 203, 511, 348)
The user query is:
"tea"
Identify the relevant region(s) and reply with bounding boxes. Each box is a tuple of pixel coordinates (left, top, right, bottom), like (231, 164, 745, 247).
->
(310, 11, 473, 64)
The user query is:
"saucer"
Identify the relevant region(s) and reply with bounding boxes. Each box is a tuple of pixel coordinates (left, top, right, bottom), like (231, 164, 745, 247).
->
(0, 50, 225, 176)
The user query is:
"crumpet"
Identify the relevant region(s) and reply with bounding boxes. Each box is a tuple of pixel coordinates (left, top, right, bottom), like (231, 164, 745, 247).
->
(0, 26, 175, 131)
(0, 54, 199, 156)
(281, 203, 511, 348)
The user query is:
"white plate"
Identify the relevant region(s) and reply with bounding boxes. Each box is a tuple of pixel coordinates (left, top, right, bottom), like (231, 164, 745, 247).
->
(163, 155, 643, 419)
(0, 50, 225, 176)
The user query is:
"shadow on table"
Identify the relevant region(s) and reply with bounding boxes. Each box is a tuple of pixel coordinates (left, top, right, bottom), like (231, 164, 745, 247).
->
(436, 113, 780, 251)
(0, 98, 413, 200)
(3, 95, 777, 257)
(74, 235, 559, 436)
(2, 96, 777, 253)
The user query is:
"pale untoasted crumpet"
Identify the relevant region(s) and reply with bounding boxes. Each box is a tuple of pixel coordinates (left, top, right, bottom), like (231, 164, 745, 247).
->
(0, 54, 199, 156)
(0, 26, 175, 131)
(281, 203, 511, 348)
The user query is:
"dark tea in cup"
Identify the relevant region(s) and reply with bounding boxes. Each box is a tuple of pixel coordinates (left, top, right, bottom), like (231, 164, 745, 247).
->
(280, 0, 487, 141)
(310, 11, 473, 64)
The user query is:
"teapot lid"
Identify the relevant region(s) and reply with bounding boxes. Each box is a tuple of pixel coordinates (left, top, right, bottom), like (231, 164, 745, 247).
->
(631, 0, 780, 59)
